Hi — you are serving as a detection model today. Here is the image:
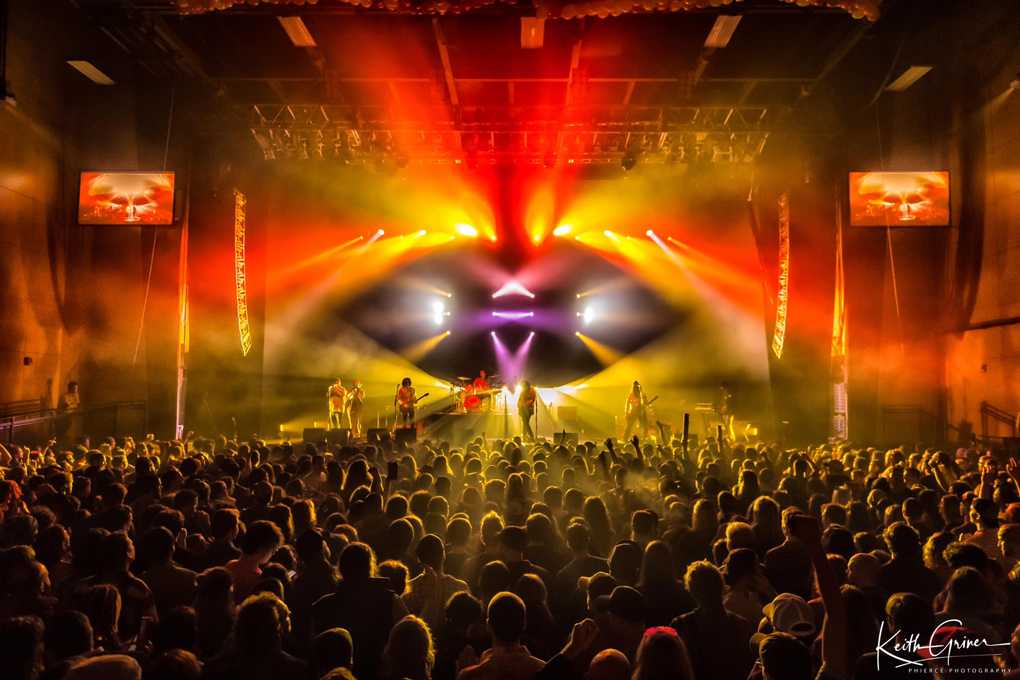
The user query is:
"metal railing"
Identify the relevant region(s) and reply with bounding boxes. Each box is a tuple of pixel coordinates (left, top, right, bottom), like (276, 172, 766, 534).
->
(981, 401, 1019, 439)
(0, 401, 149, 445)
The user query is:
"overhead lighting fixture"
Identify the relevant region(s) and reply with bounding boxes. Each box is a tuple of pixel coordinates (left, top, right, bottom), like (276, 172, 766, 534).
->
(67, 61, 115, 86)
(520, 17, 545, 49)
(553, 224, 573, 237)
(886, 66, 933, 92)
(278, 16, 317, 48)
(704, 15, 741, 48)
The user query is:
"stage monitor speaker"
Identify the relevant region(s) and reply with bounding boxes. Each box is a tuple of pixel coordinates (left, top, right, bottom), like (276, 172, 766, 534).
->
(367, 428, 390, 445)
(554, 431, 578, 446)
(326, 429, 351, 445)
(395, 428, 417, 447)
(303, 427, 327, 444)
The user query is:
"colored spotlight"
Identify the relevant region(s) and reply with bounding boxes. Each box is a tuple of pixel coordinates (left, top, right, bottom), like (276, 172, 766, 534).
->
(417, 229, 427, 237)
(492, 281, 536, 299)
(645, 229, 654, 237)
(577, 305, 596, 325)
(603, 230, 619, 241)
(553, 224, 573, 237)
(431, 300, 447, 326)
(456, 223, 478, 238)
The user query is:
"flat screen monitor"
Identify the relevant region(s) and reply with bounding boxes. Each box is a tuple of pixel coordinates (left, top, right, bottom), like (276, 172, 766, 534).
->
(849, 171, 949, 227)
(78, 171, 176, 225)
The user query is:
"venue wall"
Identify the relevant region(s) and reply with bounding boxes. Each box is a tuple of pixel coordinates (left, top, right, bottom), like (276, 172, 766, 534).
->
(0, 0, 187, 434)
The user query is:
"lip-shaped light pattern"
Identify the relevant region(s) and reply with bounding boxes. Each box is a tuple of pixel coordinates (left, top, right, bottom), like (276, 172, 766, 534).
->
(492, 280, 535, 299)
(492, 311, 534, 320)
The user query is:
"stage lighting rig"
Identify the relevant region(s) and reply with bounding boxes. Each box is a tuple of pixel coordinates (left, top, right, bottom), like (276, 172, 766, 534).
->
(553, 224, 572, 237)
(431, 300, 450, 326)
(578, 305, 597, 326)
(456, 224, 479, 238)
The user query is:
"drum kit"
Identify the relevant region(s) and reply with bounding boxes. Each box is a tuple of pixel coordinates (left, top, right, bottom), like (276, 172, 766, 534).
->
(452, 375, 504, 414)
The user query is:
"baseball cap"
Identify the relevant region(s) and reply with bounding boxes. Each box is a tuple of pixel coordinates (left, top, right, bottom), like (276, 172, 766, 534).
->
(763, 593, 816, 638)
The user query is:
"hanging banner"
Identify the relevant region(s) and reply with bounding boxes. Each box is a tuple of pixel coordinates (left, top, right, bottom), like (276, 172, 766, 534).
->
(234, 190, 253, 357)
(771, 193, 790, 359)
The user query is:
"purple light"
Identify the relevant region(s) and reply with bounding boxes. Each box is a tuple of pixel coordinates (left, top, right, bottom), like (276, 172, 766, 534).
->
(491, 331, 536, 383)
(491, 332, 512, 379)
(492, 311, 535, 320)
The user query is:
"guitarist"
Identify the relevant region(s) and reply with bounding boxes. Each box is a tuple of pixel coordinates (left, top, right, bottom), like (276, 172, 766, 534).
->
(395, 377, 417, 429)
(623, 380, 652, 440)
(518, 380, 537, 441)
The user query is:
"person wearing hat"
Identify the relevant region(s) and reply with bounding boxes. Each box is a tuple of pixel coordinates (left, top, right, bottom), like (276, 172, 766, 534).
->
(752, 593, 817, 648)
(581, 585, 647, 666)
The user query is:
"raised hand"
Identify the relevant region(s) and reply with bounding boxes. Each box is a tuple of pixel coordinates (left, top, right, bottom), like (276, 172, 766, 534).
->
(563, 618, 600, 659)
(1007, 458, 1020, 485)
(457, 645, 479, 670)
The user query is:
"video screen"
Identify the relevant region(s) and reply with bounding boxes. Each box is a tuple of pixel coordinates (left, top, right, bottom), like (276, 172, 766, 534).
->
(849, 171, 949, 227)
(78, 172, 176, 225)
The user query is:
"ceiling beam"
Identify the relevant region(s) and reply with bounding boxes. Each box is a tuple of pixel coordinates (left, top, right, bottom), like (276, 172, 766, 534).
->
(431, 18, 459, 108)
(564, 39, 583, 107)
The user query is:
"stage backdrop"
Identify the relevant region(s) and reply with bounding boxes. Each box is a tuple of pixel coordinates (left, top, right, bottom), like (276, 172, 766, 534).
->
(257, 162, 773, 440)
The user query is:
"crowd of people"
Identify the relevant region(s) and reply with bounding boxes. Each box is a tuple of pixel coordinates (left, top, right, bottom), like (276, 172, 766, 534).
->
(2, 431, 1020, 680)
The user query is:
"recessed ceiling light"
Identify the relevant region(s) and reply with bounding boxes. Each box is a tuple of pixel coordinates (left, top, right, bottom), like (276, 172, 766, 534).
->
(886, 66, 933, 92)
(67, 61, 114, 86)
(704, 15, 741, 48)
(278, 16, 317, 48)
(520, 17, 545, 49)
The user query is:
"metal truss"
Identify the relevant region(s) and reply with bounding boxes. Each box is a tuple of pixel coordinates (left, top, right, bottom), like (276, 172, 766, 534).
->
(248, 102, 773, 164)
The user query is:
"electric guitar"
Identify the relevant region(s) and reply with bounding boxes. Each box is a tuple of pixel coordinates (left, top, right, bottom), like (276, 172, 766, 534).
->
(397, 392, 430, 415)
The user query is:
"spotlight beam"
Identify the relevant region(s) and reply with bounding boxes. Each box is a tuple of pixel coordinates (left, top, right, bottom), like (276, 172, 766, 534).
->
(575, 331, 624, 366)
(401, 330, 452, 362)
